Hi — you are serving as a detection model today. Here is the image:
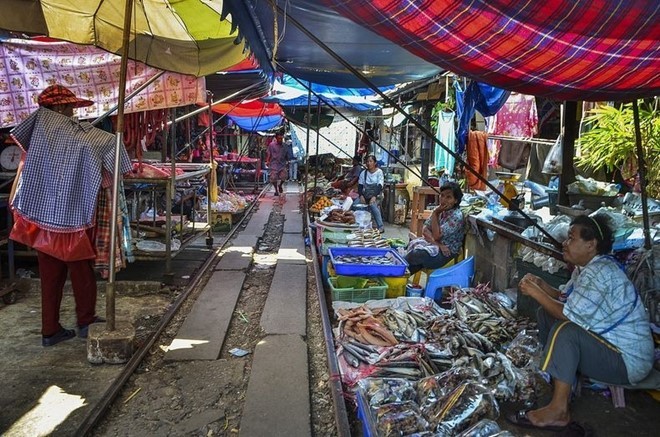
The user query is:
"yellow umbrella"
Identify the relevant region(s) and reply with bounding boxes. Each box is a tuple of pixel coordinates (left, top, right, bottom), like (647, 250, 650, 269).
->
(0, 0, 247, 76)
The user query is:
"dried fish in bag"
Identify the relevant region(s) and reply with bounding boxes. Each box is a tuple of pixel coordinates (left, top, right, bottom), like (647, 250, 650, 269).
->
(431, 382, 500, 436)
(358, 378, 417, 408)
(417, 367, 482, 418)
(504, 329, 541, 368)
(374, 402, 430, 437)
(456, 419, 505, 437)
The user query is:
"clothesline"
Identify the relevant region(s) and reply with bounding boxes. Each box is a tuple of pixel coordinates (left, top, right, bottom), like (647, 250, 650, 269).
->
(487, 134, 557, 146)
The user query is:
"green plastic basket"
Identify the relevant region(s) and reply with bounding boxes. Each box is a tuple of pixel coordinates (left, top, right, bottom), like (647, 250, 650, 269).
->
(327, 276, 387, 303)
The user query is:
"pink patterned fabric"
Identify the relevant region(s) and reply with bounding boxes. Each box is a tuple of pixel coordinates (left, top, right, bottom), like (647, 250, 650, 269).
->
(0, 38, 205, 128)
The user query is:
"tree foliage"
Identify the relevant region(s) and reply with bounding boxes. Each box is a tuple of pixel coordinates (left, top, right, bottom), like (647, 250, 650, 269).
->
(577, 101, 660, 198)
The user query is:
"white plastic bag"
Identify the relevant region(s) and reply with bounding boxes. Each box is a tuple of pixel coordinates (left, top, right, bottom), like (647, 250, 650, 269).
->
(542, 135, 563, 174)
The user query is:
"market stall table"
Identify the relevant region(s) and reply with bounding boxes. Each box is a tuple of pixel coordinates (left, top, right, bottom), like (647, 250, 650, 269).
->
(124, 163, 212, 279)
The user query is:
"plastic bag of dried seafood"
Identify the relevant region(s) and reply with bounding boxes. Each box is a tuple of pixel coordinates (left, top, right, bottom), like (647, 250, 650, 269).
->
(417, 367, 481, 415)
(429, 382, 500, 436)
(374, 402, 430, 437)
(456, 419, 514, 437)
(504, 329, 541, 368)
(358, 378, 417, 408)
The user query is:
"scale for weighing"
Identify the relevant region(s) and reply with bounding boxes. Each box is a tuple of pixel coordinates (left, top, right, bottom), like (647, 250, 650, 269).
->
(495, 171, 522, 207)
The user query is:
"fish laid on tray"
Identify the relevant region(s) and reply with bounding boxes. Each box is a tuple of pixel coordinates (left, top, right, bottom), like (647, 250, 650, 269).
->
(334, 254, 400, 265)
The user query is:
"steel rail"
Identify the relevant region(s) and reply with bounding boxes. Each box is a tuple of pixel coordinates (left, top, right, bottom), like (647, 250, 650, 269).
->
(307, 216, 352, 437)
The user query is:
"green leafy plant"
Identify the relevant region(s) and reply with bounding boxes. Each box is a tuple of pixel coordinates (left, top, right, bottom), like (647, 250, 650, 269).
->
(577, 101, 660, 198)
(430, 97, 455, 132)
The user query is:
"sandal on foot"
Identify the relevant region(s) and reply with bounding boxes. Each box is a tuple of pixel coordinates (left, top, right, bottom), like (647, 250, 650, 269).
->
(506, 409, 568, 432)
(42, 327, 76, 347)
(77, 316, 106, 339)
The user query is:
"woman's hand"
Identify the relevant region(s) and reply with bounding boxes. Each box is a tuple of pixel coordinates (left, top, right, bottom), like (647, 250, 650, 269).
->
(438, 244, 451, 257)
(422, 227, 434, 243)
(359, 195, 366, 204)
(519, 273, 545, 298)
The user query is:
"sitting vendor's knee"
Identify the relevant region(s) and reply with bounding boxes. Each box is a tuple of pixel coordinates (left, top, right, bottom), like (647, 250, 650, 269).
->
(548, 320, 584, 344)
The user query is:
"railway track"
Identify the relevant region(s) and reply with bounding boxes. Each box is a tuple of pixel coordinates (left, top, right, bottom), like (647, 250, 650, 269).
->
(63, 185, 342, 436)
(79, 188, 266, 435)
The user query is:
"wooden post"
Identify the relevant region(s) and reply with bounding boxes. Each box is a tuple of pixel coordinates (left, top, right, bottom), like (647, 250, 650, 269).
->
(558, 101, 578, 206)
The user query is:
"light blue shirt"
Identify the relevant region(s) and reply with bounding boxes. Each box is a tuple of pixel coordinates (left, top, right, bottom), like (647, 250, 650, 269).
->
(563, 255, 653, 382)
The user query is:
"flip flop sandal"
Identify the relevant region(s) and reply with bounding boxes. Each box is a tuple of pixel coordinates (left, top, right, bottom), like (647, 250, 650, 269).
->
(506, 409, 569, 432)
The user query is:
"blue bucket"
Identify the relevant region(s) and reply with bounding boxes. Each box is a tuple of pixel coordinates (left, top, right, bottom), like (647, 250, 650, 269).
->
(405, 284, 423, 298)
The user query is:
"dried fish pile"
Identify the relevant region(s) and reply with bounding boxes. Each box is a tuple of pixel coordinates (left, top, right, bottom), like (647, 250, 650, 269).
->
(347, 228, 390, 248)
(450, 286, 533, 344)
(334, 293, 541, 435)
(338, 306, 398, 347)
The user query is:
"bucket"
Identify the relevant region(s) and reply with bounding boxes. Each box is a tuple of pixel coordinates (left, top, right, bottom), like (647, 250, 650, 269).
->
(405, 283, 423, 298)
(383, 276, 408, 298)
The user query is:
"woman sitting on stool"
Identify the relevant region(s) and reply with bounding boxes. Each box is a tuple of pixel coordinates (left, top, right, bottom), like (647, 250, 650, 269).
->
(508, 215, 653, 431)
(405, 182, 464, 274)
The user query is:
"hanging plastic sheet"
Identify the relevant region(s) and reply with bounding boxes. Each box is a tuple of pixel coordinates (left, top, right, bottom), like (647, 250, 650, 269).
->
(457, 82, 510, 154)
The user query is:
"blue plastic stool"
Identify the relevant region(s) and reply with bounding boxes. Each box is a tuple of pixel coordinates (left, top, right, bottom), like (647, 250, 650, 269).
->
(424, 256, 475, 302)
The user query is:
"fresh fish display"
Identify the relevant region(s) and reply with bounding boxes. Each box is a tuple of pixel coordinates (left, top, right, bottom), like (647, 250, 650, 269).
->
(333, 254, 400, 265)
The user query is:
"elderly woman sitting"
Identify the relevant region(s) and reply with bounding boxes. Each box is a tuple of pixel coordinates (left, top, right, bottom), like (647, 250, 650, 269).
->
(509, 215, 653, 432)
(404, 182, 465, 274)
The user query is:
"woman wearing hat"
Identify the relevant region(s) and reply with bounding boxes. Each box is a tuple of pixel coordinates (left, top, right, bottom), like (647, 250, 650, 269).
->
(10, 84, 132, 346)
(508, 215, 653, 431)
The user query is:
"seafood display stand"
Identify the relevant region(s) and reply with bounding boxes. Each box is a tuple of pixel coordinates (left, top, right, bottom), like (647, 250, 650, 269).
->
(315, 220, 539, 435)
(124, 163, 211, 278)
(330, 282, 541, 435)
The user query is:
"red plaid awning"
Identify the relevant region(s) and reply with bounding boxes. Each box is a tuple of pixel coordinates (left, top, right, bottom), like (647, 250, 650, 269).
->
(322, 0, 660, 101)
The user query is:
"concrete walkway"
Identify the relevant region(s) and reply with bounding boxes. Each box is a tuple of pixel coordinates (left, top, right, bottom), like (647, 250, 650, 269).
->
(241, 183, 311, 436)
(164, 197, 274, 361)
(163, 183, 311, 436)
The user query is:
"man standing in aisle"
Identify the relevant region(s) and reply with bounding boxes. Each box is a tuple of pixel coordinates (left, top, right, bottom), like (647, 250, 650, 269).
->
(267, 130, 288, 196)
(9, 85, 132, 346)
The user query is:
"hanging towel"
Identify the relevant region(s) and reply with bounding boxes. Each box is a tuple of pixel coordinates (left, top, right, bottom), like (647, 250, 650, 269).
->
(466, 131, 489, 190)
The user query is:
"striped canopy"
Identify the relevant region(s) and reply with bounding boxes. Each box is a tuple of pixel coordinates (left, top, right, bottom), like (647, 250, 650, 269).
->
(322, 0, 660, 101)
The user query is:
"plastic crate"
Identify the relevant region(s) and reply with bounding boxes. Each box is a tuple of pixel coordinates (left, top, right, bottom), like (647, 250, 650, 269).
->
(328, 247, 408, 277)
(327, 276, 387, 303)
(356, 388, 379, 437)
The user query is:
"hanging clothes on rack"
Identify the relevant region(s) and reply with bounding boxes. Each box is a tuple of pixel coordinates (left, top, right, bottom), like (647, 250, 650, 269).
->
(434, 109, 456, 175)
(457, 81, 510, 154)
(487, 93, 538, 170)
(466, 130, 489, 190)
